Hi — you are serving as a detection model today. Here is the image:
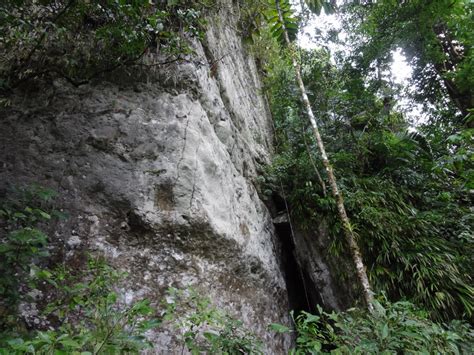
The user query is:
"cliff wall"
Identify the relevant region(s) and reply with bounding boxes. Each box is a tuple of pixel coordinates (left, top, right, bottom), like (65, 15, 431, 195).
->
(0, 2, 291, 352)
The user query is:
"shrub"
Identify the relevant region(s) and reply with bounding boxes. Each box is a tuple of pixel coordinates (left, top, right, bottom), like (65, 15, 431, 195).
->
(0, 0, 210, 91)
(0, 185, 159, 353)
(0, 258, 160, 354)
(162, 287, 263, 354)
(271, 297, 474, 354)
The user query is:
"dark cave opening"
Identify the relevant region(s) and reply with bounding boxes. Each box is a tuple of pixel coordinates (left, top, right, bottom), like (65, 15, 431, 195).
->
(271, 193, 287, 215)
(275, 221, 314, 314)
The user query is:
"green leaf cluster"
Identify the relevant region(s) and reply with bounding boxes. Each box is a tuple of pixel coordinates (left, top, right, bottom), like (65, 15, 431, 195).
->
(0, 258, 160, 354)
(269, 0, 299, 45)
(304, 0, 336, 16)
(0, 0, 210, 91)
(0, 185, 160, 354)
(272, 297, 474, 354)
(0, 185, 59, 321)
(162, 287, 263, 354)
(341, 0, 473, 124)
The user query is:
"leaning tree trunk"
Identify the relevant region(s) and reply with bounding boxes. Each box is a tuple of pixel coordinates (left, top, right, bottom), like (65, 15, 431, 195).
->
(275, 0, 374, 311)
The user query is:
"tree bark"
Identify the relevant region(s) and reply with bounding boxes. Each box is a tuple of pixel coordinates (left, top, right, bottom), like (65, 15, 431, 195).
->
(302, 128, 327, 197)
(275, 0, 374, 311)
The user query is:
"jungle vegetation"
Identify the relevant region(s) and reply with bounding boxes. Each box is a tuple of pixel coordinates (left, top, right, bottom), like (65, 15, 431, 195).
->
(0, 0, 473, 353)
(263, 0, 473, 321)
(260, 0, 473, 352)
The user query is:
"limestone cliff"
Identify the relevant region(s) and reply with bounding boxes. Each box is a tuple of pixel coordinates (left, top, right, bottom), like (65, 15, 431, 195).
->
(0, 2, 292, 352)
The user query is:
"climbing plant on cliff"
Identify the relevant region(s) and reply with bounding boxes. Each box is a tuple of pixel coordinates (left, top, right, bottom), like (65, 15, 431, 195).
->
(161, 287, 263, 354)
(0, 0, 210, 92)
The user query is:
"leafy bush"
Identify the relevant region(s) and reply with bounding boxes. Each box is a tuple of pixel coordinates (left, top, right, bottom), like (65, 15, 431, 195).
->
(0, 185, 159, 353)
(0, 185, 60, 326)
(0, 258, 159, 354)
(271, 297, 474, 354)
(0, 0, 210, 91)
(162, 287, 263, 354)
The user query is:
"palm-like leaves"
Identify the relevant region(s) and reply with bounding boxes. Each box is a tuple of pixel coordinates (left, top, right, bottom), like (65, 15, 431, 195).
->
(267, 0, 336, 45)
(267, 0, 299, 45)
(304, 0, 337, 15)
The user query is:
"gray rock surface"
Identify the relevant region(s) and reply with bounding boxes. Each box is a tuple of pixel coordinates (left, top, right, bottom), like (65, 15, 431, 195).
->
(0, 1, 291, 352)
(292, 223, 356, 312)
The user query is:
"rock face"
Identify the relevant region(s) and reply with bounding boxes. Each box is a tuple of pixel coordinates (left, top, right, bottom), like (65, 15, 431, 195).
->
(0, 2, 291, 352)
(292, 224, 358, 312)
(273, 214, 355, 315)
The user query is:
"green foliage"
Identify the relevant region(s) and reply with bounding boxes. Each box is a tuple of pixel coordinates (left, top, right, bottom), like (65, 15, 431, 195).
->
(304, 0, 336, 16)
(239, 0, 273, 44)
(270, 0, 299, 45)
(264, 46, 474, 321)
(0, 0, 210, 90)
(0, 258, 160, 354)
(241, 0, 336, 49)
(241, 0, 336, 47)
(239, 0, 298, 46)
(341, 0, 474, 122)
(0, 185, 160, 353)
(162, 287, 263, 354)
(273, 297, 474, 354)
(0, 185, 59, 323)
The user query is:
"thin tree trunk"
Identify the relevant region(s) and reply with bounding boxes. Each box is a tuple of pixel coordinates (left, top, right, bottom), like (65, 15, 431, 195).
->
(275, 0, 374, 311)
(302, 127, 327, 197)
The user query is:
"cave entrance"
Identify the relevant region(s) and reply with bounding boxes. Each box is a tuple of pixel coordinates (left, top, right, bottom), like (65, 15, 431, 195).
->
(275, 219, 314, 314)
